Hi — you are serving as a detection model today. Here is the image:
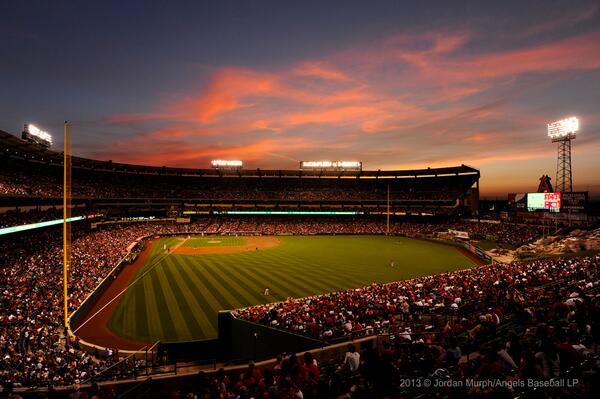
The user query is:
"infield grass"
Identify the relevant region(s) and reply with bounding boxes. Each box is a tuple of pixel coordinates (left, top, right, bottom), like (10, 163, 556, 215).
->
(108, 235, 478, 342)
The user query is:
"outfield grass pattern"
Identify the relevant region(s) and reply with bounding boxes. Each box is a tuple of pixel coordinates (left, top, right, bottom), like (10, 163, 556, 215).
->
(108, 236, 477, 342)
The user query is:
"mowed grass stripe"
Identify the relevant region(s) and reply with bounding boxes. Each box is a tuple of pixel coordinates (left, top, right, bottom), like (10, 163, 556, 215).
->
(131, 283, 149, 339)
(171, 264, 220, 336)
(143, 270, 166, 340)
(121, 288, 137, 338)
(199, 257, 256, 309)
(147, 267, 178, 340)
(264, 254, 367, 290)
(181, 256, 246, 309)
(181, 256, 229, 312)
(202, 257, 257, 306)
(225, 262, 287, 302)
(247, 251, 336, 294)
(262, 250, 352, 274)
(267, 266, 337, 296)
(244, 264, 306, 298)
(154, 260, 194, 341)
(107, 296, 126, 333)
(248, 263, 315, 298)
(177, 256, 234, 313)
(260, 246, 389, 291)
(265, 249, 368, 279)
(163, 257, 212, 338)
(232, 254, 307, 297)
(227, 256, 306, 299)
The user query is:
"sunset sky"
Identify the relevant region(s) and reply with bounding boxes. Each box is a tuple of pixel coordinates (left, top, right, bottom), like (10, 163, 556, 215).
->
(1, 0, 599, 198)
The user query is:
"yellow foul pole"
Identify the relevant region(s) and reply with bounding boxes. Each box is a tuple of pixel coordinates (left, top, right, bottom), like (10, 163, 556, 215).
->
(63, 121, 72, 328)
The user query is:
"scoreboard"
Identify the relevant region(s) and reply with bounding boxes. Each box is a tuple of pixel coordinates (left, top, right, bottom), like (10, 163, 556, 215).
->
(509, 192, 587, 214)
(526, 192, 561, 212)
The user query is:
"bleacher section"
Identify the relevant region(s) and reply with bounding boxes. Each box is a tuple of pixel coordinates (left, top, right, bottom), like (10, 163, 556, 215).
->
(0, 130, 479, 217)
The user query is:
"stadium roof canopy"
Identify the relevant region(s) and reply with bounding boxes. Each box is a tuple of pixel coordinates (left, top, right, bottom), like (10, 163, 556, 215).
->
(0, 130, 479, 179)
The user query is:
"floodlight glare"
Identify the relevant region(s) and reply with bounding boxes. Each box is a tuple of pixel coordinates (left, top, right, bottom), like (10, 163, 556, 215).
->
(22, 123, 53, 148)
(24, 124, 53, 144)
(211, 160, 243, 167)
(547, 116, 579, 193)
(547, 117, 579, 139)
(300, 161, 362, 170)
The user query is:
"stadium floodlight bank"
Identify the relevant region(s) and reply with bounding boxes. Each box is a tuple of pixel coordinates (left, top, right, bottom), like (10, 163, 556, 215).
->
(300, 161, 362, 171)
(211, 159, 243, 169)
(547, 116, 579, 193)
(22, 123, 52, 148)
(547, 117, 579, 141)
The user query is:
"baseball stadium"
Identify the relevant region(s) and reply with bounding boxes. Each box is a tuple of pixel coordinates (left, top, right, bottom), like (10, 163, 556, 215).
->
(2, 3, 600, 398)
(1, 126, 599, 398)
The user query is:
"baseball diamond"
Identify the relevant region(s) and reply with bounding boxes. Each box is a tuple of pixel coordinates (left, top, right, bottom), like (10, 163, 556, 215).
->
(99, 235, 479, 343)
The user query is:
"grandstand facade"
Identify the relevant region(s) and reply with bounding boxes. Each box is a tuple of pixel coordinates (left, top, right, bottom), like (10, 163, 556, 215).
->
(0, 130, 480, 218)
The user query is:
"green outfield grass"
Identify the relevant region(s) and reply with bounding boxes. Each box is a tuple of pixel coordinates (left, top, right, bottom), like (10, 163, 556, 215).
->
(108, 235, 478, 343)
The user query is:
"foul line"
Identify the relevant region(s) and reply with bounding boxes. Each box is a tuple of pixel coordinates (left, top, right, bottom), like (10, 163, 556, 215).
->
(72, 238, 189, 334)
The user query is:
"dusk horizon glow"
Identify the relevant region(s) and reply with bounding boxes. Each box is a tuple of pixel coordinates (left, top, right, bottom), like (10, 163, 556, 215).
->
(2, 0, 599, 199)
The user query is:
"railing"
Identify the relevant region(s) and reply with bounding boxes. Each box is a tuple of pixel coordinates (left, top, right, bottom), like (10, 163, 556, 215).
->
(82, 345, 148, 384)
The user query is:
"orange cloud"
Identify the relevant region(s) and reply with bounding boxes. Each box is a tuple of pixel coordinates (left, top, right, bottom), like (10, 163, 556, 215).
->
(292, 61, 352, 82)
(286, 106, 378, 126)
(94, 24, 600, 197)
(174, 68, 278, 123)
(465, 133, 489, 143)
(400, 31, 600, 86)
(89, 132, 312, 168)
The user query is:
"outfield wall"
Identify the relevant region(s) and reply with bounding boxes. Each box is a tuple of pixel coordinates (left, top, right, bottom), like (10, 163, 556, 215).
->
(409, 235, 493, 264)
(156, 311, 326, 364)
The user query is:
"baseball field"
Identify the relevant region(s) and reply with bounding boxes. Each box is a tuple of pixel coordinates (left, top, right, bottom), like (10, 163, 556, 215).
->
(97, 235, 479, 344)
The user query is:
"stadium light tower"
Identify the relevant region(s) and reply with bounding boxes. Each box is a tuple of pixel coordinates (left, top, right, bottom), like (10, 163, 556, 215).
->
(547, 117, 579, 193)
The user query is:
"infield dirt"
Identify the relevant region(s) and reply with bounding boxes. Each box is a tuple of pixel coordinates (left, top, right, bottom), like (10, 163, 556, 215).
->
(173, 236, 280, 255)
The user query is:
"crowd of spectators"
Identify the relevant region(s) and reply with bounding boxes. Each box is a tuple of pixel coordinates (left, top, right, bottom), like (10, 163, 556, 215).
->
(209, 217, 541, 246)
(232, 255, 599, 398)
(0, 155, 474, 203)
(49, 253, 596, 398)
(0, 217, 564, 394)
(236, 256, 599, 340)
(0, 221, 213, 389)
(0, 212, 543, 247)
